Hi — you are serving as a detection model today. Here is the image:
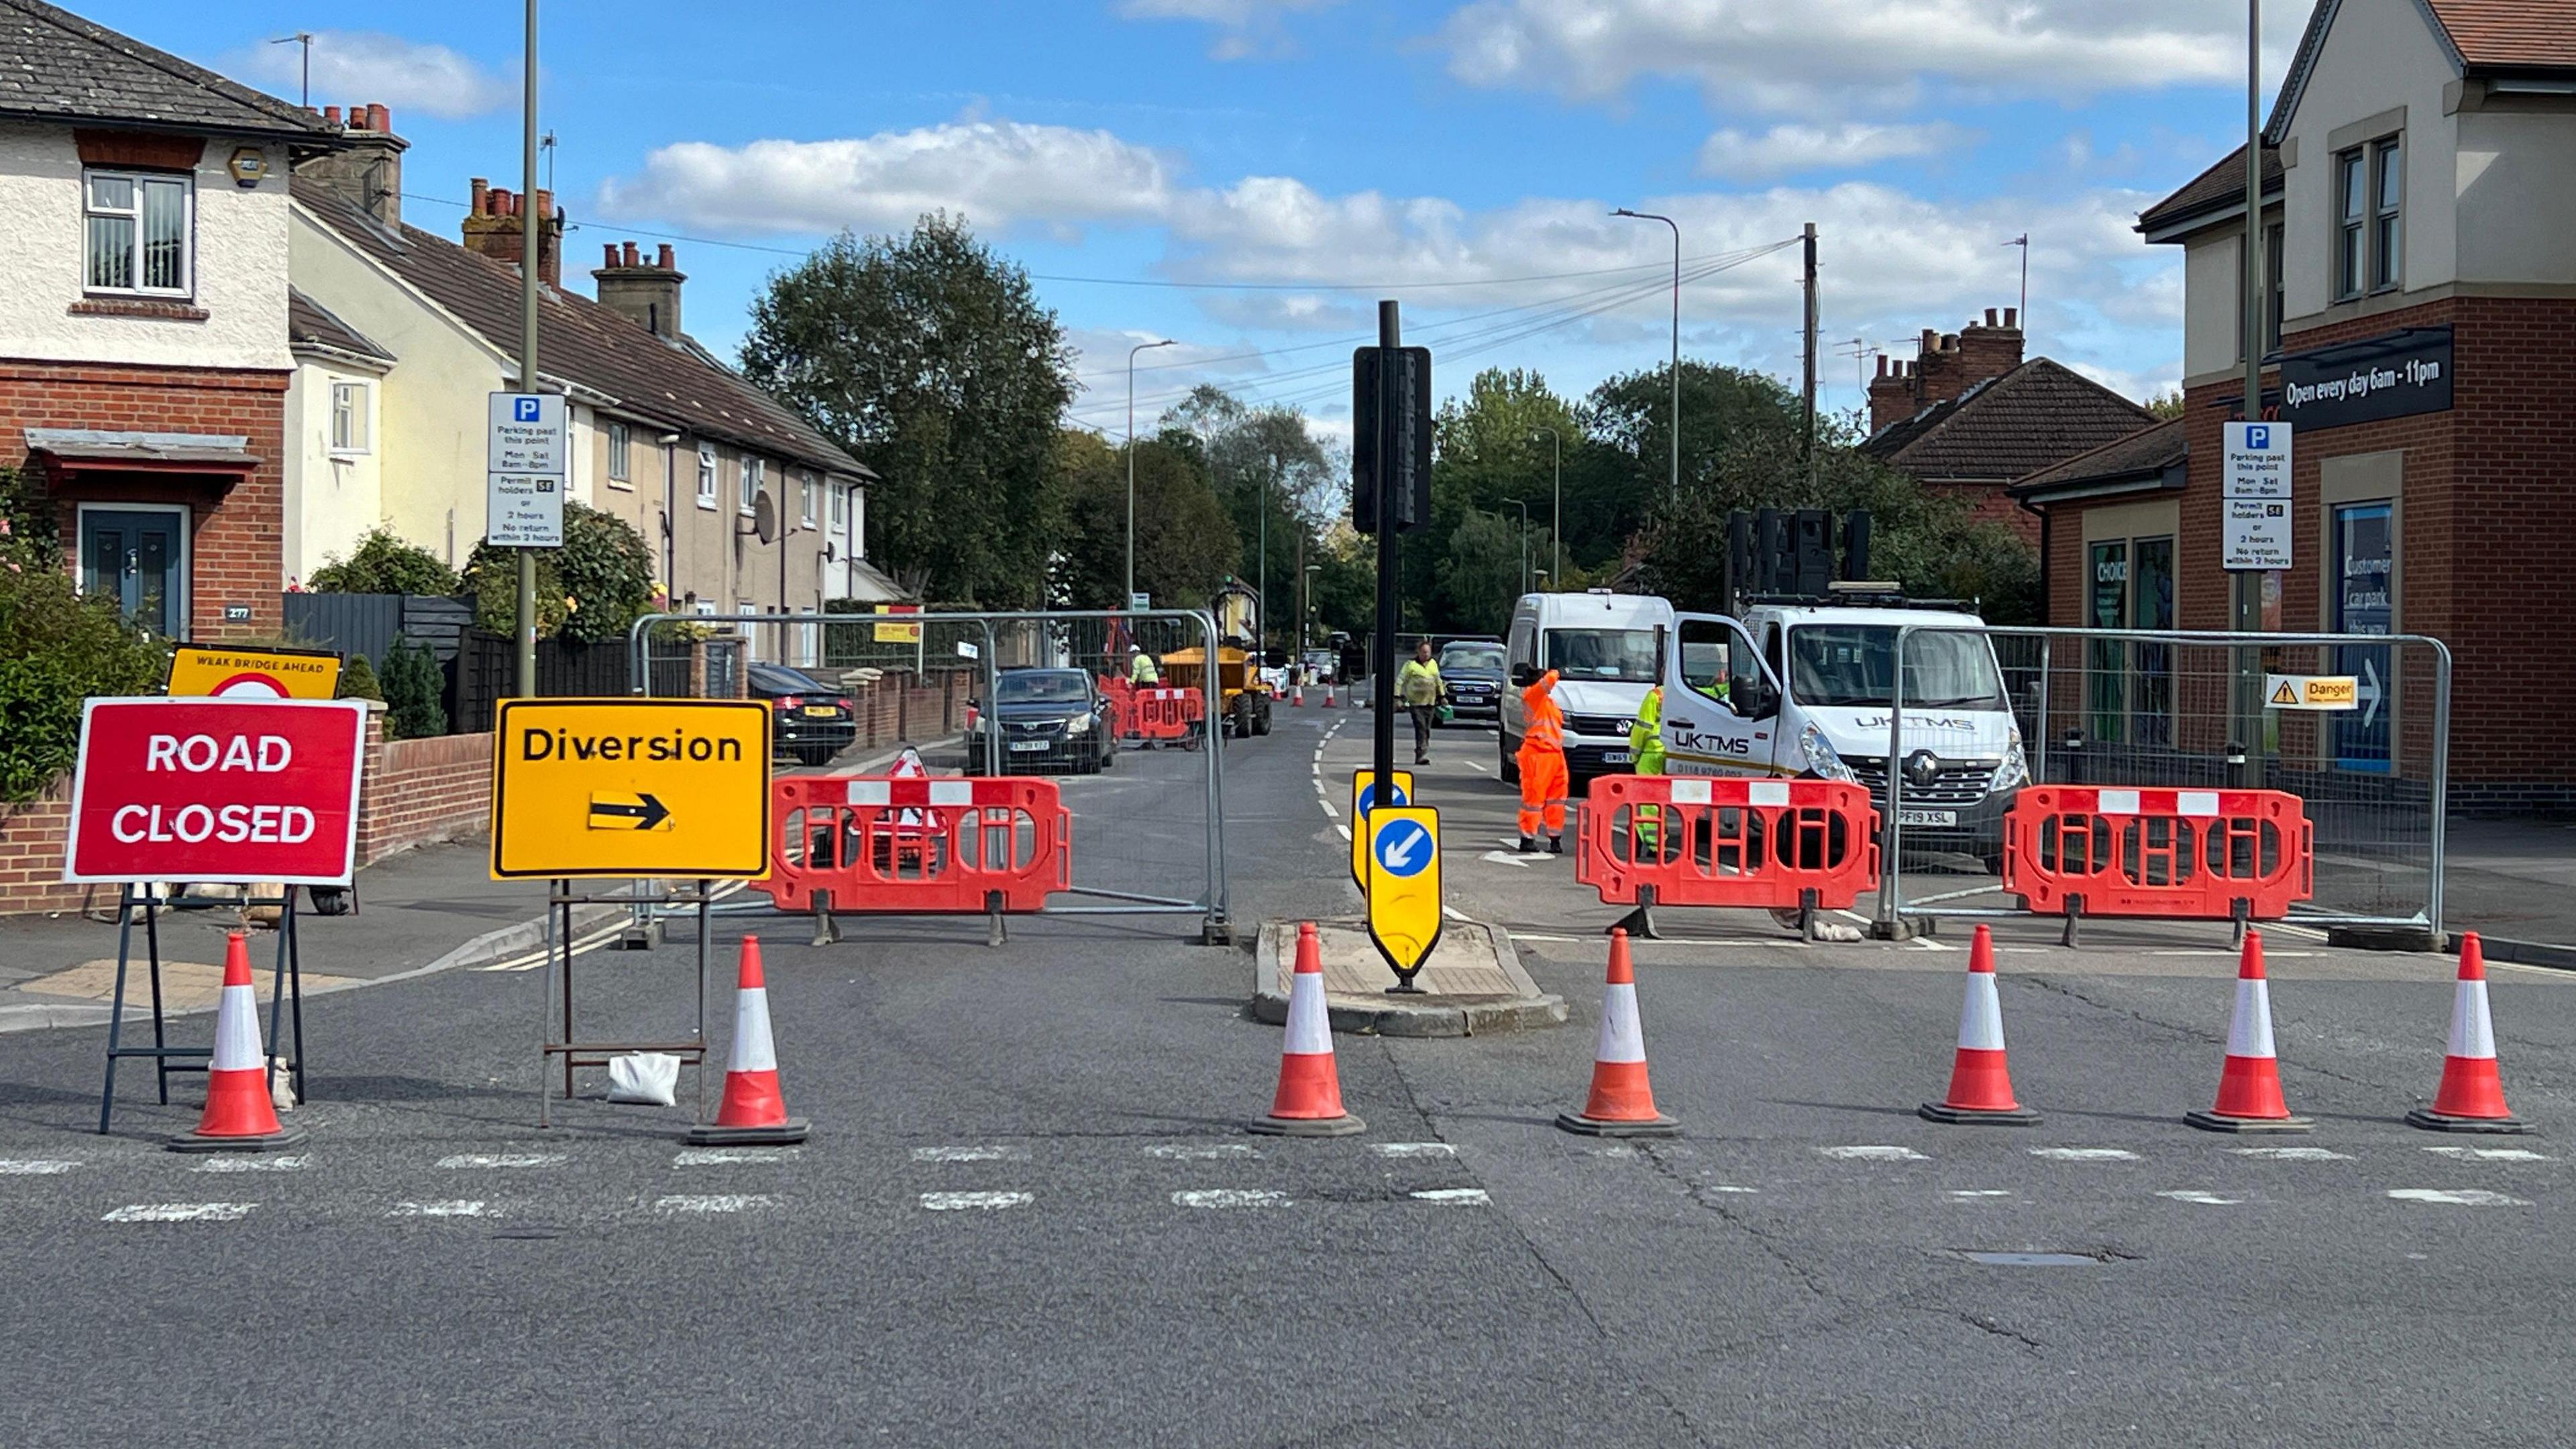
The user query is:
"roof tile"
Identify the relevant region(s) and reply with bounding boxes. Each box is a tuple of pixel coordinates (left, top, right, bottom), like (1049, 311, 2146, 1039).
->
(0, 0, 334, 138)
(2426, 0, 2576, 70)
(1862, 358, 2158, 484)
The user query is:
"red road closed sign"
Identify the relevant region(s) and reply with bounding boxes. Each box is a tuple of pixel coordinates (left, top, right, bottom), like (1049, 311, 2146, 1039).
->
(63, 698, 370, 886)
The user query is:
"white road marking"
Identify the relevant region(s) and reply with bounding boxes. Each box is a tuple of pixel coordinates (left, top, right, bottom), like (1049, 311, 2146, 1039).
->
(1411, 1187, 1489, 1204)
(1371, 1142, 1457, 1158)
(1820, 1146, 1926, 1162)
(1145, 1142, 1263, 1160)
(2231, 1146, 2351, 1161)
(920, 1191, 1032, 1212)
(1335, 824, 1353, 841)
(655, 1193, 777, 1214)
(1442, 904, 1469, 922)
(674, 1147, 800, 1167)
(191, 1155, 309, 1173)
(1320, 798, 1339, 818)
(910, 1145, 1030, 1163)
(476, 920, 635, 973)
(103, 1202, 252, 1222)
(1480, 850, 1533, 869)
(2421, 1146, 2551, 1162)
(2029, 1147, 2139, 1162)
(2388, 1188, 2529, 1207)
(0, 1160, 81, 1175)
(1172, 1189, 1289, 1208)
(438, 1153, 565, 1170)
(1464, 760, 1488, 772)
(389, 1200, 491, 1218)
(1704, 1185, 1758, 1194)
(1949, 1189, 2014, 1199)
(1510, 932, 1585, 944)
(2157, 1190, 2242, 1205)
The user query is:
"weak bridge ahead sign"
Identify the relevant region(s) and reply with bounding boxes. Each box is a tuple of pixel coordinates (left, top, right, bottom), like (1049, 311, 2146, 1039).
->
(490, 698, 772, 880)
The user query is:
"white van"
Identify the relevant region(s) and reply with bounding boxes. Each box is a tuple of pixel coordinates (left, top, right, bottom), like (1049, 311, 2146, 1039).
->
(1499, 590, 1676, 785)
(1656, 598, 2027, 863)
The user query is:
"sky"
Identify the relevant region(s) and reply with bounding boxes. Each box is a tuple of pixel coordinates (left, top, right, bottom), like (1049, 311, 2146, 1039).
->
(109, 0, 2308, 441)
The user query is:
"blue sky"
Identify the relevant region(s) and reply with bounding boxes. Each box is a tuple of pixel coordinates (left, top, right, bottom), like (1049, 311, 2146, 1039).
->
(108, 0, 2308, 439)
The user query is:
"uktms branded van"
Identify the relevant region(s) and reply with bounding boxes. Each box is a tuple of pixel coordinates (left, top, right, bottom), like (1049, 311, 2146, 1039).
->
(1499, 590, 1676, 786)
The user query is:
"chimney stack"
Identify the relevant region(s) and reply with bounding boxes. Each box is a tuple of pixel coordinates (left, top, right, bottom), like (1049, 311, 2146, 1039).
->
(303, 101, 408, 228)
(1957, 306, 2026, 391)
(462, 176, 566, 288)
(592, 239, 687, 341)
(1867, 354, 1917, 434)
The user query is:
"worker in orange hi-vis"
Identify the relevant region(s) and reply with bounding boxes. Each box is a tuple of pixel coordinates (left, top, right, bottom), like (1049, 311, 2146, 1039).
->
(1517, 668, 1570, 855)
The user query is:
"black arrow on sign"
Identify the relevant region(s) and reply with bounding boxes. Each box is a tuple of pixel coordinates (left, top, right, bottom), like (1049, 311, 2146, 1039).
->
(588, 794, 671, 831)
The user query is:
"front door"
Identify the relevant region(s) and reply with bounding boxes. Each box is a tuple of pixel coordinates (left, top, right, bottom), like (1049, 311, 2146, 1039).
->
(79, 506, 187, 638)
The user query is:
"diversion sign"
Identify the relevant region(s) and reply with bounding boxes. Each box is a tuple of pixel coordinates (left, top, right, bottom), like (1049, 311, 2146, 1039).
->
(489, 698, 772, 879)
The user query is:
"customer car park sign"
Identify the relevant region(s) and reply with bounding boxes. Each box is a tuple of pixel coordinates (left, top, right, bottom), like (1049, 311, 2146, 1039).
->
(62, 698, 369, 885)
(490, 698, 772, 879)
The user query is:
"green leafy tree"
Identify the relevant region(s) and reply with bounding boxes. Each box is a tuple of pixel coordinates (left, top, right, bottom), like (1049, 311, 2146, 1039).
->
(1049, 429, 1240, 610)
(380, 639, 448, 739)
(0, 469, 166, 801)
(460, 502, 653, 642)
(741, 213, 1075, 606)
(1432, 508, 1525, 637)
(307, 529, 460, 596)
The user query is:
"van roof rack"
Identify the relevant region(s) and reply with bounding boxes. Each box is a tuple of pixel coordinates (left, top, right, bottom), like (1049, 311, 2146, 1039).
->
(1740, 590, 1974, 612)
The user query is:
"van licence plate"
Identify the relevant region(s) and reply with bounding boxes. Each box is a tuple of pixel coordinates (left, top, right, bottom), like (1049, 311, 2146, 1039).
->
(1898, 808, 1957, 827)
(1601, 751, 1633, 765)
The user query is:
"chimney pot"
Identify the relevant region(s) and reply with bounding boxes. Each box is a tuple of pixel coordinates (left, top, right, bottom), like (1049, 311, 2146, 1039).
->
(1942, 333, 1960, 351)
(623, 240, 641, 267)
(1920, 328, 1938, 354)
(470, 177, 488, 213)
(368, 103, 390, 132)
(656, 243, 675, 270)
(2004, 307, 2019, 329)
(533, 189, 553, 221)
(1876, 355, 1888, 377)
(1984, 307, 1998, 327)
(604, 243, 620, 268)
(323, 105, 342, 125)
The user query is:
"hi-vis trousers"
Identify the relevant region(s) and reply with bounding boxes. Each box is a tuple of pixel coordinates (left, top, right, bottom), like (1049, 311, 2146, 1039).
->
(1517, 745, 1568, 838)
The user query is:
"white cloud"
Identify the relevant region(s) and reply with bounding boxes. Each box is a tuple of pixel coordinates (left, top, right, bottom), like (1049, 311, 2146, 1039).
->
(1115, 0, 1344, 60)
(596, 121, 1180, 236)
(230, 30, 515, 120)
(1436, 0, 2310, 115)
(1698, 121, 1972, 179)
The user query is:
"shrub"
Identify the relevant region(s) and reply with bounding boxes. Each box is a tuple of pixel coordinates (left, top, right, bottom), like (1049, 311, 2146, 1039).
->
(307, 529, 460, 596)
(380, 639, 449, 739)
(336, 651, 384, 702)
(0, 470, 168, 802)
(461, 502, 654, 643)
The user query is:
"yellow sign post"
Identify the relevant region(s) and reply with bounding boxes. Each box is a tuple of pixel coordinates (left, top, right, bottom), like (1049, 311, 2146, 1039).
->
(1364, 805, 1442, 991)
(490, 698, 772, 879)
(166, 643, 342, 700)
(2264, 674, 2359, 710)
(1347, 768, 1414, 890)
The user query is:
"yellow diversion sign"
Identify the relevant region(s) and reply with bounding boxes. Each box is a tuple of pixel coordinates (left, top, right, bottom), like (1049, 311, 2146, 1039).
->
(1347, 768, 1414, 890)
(1364, 805, 1443, 984)
(490, 698, 771, 879)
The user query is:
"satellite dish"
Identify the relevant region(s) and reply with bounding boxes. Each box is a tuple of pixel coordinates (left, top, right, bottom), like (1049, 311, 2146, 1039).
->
(753, 490, 779, 544)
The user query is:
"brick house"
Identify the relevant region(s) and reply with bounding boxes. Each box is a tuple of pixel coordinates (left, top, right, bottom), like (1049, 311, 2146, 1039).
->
(286, 109, 896, 643)
(0, 0, 342, 639)
(1860, 309, 2159, 541)
(2021, 0, 2576, 812)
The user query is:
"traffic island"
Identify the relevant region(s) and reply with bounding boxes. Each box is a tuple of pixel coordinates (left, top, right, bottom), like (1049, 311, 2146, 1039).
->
(1250, 918, 1565, 1037)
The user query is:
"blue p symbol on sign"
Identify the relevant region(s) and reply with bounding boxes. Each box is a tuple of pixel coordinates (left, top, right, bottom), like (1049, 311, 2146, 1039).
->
(515, 396, 541, 423)
(2245, 424, 2269, 449)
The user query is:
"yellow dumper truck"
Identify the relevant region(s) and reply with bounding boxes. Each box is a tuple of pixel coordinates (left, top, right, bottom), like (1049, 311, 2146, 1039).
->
(1159, 582, 1275, 740)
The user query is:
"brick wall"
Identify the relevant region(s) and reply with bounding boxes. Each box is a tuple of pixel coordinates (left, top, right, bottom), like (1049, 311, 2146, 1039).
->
(0, 359, 290, 640)
(356, 718, 493, 865)
(0, 777, 85, 916)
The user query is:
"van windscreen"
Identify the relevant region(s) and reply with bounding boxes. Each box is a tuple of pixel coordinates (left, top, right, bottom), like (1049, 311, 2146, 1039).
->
(1543, 629, 1658, 682)
(1787, 626, 2005, 709)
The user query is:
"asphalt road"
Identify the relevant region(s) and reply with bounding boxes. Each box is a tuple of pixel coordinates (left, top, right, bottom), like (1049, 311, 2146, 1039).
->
(3, 704, 2573, 1447)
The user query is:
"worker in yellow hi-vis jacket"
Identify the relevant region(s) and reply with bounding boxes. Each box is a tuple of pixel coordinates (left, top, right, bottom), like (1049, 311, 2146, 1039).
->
(1629, 683, 1668, 859)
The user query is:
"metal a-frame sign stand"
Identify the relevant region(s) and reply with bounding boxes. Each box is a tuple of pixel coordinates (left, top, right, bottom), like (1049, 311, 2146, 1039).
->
(98, 886, 306, 1134)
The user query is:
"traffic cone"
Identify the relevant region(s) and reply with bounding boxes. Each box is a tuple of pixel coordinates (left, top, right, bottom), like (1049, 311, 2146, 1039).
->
(168, 932, 303, 1152)
(2185, 930, 2312, 1133)
(1919, 924, 2039, 1125)
(1557, 929, 1679, 1136)
(687, 936, 810, 1144)
(2407, 934, 2529, 1134)
(1250, 922, 1364, 1136)
(1291, 683, 1305, 707)
(1324, 682, 1337, 707)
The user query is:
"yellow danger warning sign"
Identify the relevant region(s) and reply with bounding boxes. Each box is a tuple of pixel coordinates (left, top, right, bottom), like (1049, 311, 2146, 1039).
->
(491, 698, 771, 879)
(2265, 674, 2358, 710)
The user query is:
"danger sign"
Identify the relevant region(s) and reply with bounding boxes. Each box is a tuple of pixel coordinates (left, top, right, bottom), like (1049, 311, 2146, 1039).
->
(63, 698, 370, 885)
(2264, 674, 2358, 711)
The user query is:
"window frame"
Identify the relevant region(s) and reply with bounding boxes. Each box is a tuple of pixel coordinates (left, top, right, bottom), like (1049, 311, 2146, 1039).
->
(798, 472, 816, 528)
(2263, 220, 2285, 356)
(83, 167, 195, 299)
(741, 457, 763, 519)
(696, 444, 718, 510)
(2333, 146, 2367, 303)
(328, 380, 369, 455)
(2369, 137, 2403, 293)
(606, 421, 632, 486)
(828, 481, 848, 528)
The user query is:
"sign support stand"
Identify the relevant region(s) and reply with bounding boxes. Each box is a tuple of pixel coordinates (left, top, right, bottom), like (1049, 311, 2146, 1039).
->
(97, 886, 305, 1134)
(536, 879, 710, 1129)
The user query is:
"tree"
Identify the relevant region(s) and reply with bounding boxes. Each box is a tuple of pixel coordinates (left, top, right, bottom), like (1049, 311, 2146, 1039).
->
(741, 213, 1075, 606)
(308, 529, 459, 596)
(1155, 387, 1336, 646)
(0, 468, 166, 801)
(1433, 509, 1523, 637)
(380, 638, 448, 739)
(460, 502, 653, 642)
(1049, 428, 1240, 610)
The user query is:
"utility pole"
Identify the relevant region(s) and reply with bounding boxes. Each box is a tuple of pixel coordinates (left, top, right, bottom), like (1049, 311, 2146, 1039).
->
(1801, 221, 1819, 486)
(515, 0, 539, 700)
(2236, 0, 2267, 789)
(1507, 499, 1529, 598)
(1258, 451, 1273, 652)
(1126, 339, 1174, 606)
(1613, 209, 1681, 501)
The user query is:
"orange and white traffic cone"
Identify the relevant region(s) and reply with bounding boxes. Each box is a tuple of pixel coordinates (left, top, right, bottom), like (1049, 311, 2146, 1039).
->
(1291, 683, 1305, 707)
(1250, 922, 1364, 1136)
(1323, 682, 1337, 708)
(2185, 930, 2311, 1133)
(2407, 933, 2529, 1134)
(169, 932, 303, 1153)
(1557, 928, 1679, 1137)
(1919, 924, 2039, 1125)
(687, 936, 810, 1145)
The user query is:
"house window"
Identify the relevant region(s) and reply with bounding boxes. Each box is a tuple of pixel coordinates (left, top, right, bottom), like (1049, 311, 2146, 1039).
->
(2263, 221, 2284, 356)
(85, 170, 192, 296)
(2370, 138, 2402, 291)
(2334, 148, 2366, 301)
(741, 458, 763, 517)
(608, 422, 631, 484)
(696, 445, 718, 508)
(828, 482, 848, 528)
(329, 381, 368, 453)
(798, 473, 815, 527)
(2085, 534, 2177, 747)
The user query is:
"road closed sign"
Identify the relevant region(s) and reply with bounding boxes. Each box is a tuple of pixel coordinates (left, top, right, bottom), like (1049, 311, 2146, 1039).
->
(490, 698, 771, 879)
(1364, 805, 1443, 983)
(62, 698, 368, 885)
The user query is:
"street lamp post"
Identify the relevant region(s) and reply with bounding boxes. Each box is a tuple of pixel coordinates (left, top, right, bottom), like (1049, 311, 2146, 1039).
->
(1613, 208, 1681, 502)
(1505, 499, 1529, 598)
(1258, 451, 1275, 652)
(1126, 338, 1175, 606)
(1303, 562, 1321, 652)
(1532, 427, 1560, 590)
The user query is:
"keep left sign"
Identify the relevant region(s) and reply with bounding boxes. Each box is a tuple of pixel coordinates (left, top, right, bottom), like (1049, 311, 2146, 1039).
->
(64, 698, 369, 886)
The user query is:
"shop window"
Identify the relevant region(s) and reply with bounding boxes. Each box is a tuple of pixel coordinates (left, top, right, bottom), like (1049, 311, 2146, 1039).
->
(85, 170, 192, 297)
(2086, 535, 2176, 747)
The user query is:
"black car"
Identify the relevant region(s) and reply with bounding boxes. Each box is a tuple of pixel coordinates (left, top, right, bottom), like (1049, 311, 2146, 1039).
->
(747, 663, 859, 767)
(1437, 640, 1507, 725)
(965, 667, 1118, 775)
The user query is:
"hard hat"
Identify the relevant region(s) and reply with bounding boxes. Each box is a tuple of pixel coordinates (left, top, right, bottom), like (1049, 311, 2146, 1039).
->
(1127, 644, 1142, 653)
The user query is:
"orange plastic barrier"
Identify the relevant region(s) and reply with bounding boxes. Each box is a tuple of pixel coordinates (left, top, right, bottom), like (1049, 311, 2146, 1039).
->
(1576, 775, 1880, 932)
(761, 774, 1070, 924)
(2002, 786, 2311, 937)
(1099, 679, 1204, 744)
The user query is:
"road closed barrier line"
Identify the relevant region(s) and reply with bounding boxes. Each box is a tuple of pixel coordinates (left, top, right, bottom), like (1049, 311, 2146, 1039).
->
(2001, 786, 2312, 939)
(1575, 775, 1880, 932)
(762, 773, 1071, 924)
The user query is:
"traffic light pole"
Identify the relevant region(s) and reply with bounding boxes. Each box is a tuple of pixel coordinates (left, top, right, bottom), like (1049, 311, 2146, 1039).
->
(1371, 300, 1401, 794)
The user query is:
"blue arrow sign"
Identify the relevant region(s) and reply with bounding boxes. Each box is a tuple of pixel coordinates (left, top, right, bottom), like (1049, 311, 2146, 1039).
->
(1357, 780, 1409, 816)
(1372, 816, 1434, 878)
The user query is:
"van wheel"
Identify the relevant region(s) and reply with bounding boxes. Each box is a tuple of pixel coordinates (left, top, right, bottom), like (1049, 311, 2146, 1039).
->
(1499, 731, 1520, 785)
